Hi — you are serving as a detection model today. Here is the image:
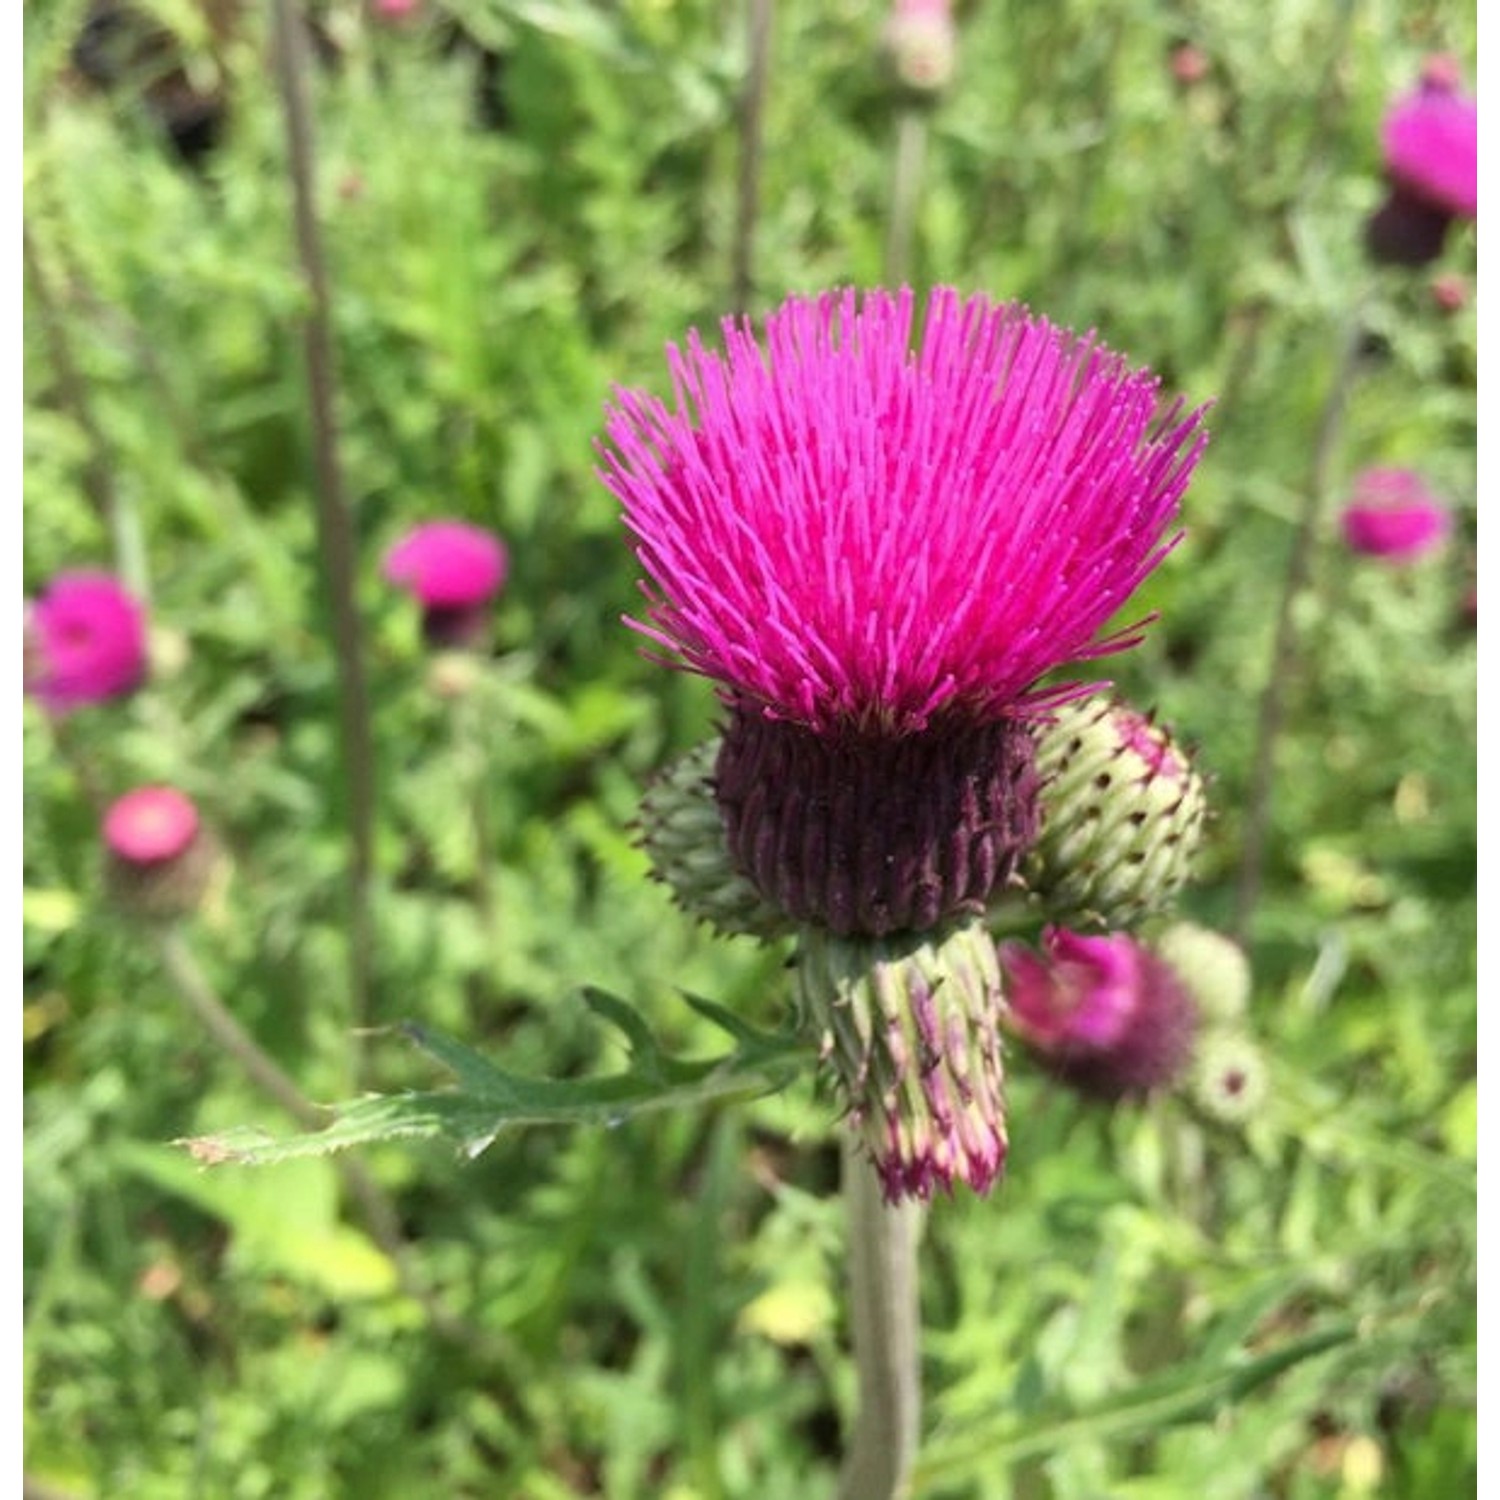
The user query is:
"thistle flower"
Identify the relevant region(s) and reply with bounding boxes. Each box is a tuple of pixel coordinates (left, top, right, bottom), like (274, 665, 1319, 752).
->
(600, 287, 1209, 939)
(383, 520, 507, 647)
(1188, 1027, 1269, 1126)
(1023, 695, 1206, 928)
(102, 785, 220, 921)
(999, 927, 1199, 1100)
(25, 571, 148, 716)
(883, 0, 957, 95)
(1339, 468, 1451, 563)
(797, 918, 1007, 1200)
(1152, 920, 1250, 1024)
(1366, 56, 1477, 268)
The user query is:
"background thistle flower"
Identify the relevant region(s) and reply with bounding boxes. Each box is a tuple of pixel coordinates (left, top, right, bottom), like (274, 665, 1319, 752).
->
(1152, 920, 1251, 1024)
(102, 785, 222, 921)
(1339, 468, 1451, 563)
(26, 571, 148, 716)
(1188, 1027, 1269, 1126)
(383, 520, 508, 648)
(999, 927, 1199, 1100)
(1023, 696, 1206, 929)
(637, 739, 791, 941)
(796, 917, 1007, 1202)
(600, 287, 1209, 937)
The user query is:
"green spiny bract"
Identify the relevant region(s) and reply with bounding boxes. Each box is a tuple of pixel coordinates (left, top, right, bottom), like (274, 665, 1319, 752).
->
(1021, 696, 1206, 929)
(637, 739, 792, 941)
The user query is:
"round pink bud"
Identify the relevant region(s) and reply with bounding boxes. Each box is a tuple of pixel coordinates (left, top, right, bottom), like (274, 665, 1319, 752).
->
(1339, 468, 1451, 563)
(1169, 43, 1210, 86)
(26, 571, 148, 716)
(1381, 59, 1477, 221)
(104, 786, 201, 866)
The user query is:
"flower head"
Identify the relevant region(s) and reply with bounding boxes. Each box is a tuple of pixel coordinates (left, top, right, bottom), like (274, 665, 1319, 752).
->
(601, 289, 1208, 935)
(884, 1, 957, 94)
(101, 785, 221, 920)
(1339, 468, 1451, 563)
(1382, 56, 1477, 221)
(26, 571, 148, 715)
(1366, 57, 1476, 267)
(384, 521, 507, 647)
(999, 927, 1199, 1099)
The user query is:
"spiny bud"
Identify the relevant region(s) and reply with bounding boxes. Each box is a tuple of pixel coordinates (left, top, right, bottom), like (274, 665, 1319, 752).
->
(102, 786, 222, 922)
(795, 916, 1007, 1203)
(1022, 696, 1206, 928)
(638, 740, 792, 941)
(1152, 920, 1251, 1023)
(1188, 1027, 1269, 1126)
(999, 927, 1199, 1100)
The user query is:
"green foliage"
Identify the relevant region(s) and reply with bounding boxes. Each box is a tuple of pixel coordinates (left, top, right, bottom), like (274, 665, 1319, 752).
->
(24, 0, 1474, 1495)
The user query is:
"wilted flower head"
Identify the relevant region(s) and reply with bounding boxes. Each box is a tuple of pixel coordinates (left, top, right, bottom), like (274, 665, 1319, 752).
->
(102, 785, 220, 920)
(999, 927, 1199, 1099)
(384, 520, 507, 647)
(25, 571, 148, 716)
(1366, 56, 1477, 267)
(601, 287, 1209, 936)
(1339, 468, 1451, 562)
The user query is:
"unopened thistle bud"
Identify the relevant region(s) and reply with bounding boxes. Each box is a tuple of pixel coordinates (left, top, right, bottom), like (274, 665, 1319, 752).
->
(1153, 920, 1251, 1023)
(999, 927, 1199, 1100)
(638, 740, 792, 941)
(102, 786, 222, 921)
(1188, 1027, 1268, 1125)
(1022, 696, 1206, 928)
(795, 916, 1007, 1203)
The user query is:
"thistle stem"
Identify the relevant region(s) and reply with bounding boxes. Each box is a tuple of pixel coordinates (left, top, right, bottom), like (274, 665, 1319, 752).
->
(270, 0, 378, 1081)
(1233, 302, 1368, 942)
(884, 109, 929, 286)
(731, 0, 774, 314)
(837, 1135, 923, 1500)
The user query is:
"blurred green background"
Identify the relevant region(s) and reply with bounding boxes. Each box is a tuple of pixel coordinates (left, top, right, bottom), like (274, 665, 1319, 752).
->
(23, 1, 1475, 1496)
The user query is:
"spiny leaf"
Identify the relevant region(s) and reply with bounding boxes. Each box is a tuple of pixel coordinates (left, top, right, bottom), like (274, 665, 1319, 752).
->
(179, 992, 812, 1168)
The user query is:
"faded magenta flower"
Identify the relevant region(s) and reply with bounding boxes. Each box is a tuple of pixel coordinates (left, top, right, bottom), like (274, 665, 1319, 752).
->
(104, 786, 201, 866)
(1367, 56, 1477, 267)
(884, 0, 957, 93)
(25, 571, 148, 716)
(600, 286, 1209, 938)
(102, 785, 220, 920)
(383, 520, 507, 647)
(1339, 468, 1451, 562)
(999, 927, 1199, 1100)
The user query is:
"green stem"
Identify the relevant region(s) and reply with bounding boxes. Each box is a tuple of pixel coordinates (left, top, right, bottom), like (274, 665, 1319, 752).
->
(269, 0, 378, 1081)
(1232, 300, 1368, 943)
(837, 1135, 923, 1500)
(732, 0, 774, 313)
(884, 109, 929, 286)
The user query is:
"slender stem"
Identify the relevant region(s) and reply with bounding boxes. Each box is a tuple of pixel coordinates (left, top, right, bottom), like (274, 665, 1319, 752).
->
(1232, 303, 1368, 942)
(455, 679, 503, 981)
(731, 0, 774, 314)
(22, 222, 148, 599)
(837, 1136, 923, 1500)
(884, 109, 929, 286)
(269, 0, 378, 1079)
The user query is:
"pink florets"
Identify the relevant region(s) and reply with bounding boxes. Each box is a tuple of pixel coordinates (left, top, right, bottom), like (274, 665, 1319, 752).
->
(600, 287, 1208, 738)
(26, 571, 148, 716)
(383, 521, 508, 609)
(1000, 927, 1199, 1098)
(1382, 59, 1477, 220)
(103, 786, 201, 866)
(1340, 468, 1451, 563)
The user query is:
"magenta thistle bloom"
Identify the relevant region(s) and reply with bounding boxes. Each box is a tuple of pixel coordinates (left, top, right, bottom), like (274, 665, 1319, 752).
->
(1367, 56, 1477, 267)
(1339, 468, 1451, 563)
(383, 520, 507, 647)
(601, 287, 1209, 936)
(104, 786, 201, 866)
(102, 785, 220, 920)
(25, 571, 148, 716)
(999, 927, 1199, 1099)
